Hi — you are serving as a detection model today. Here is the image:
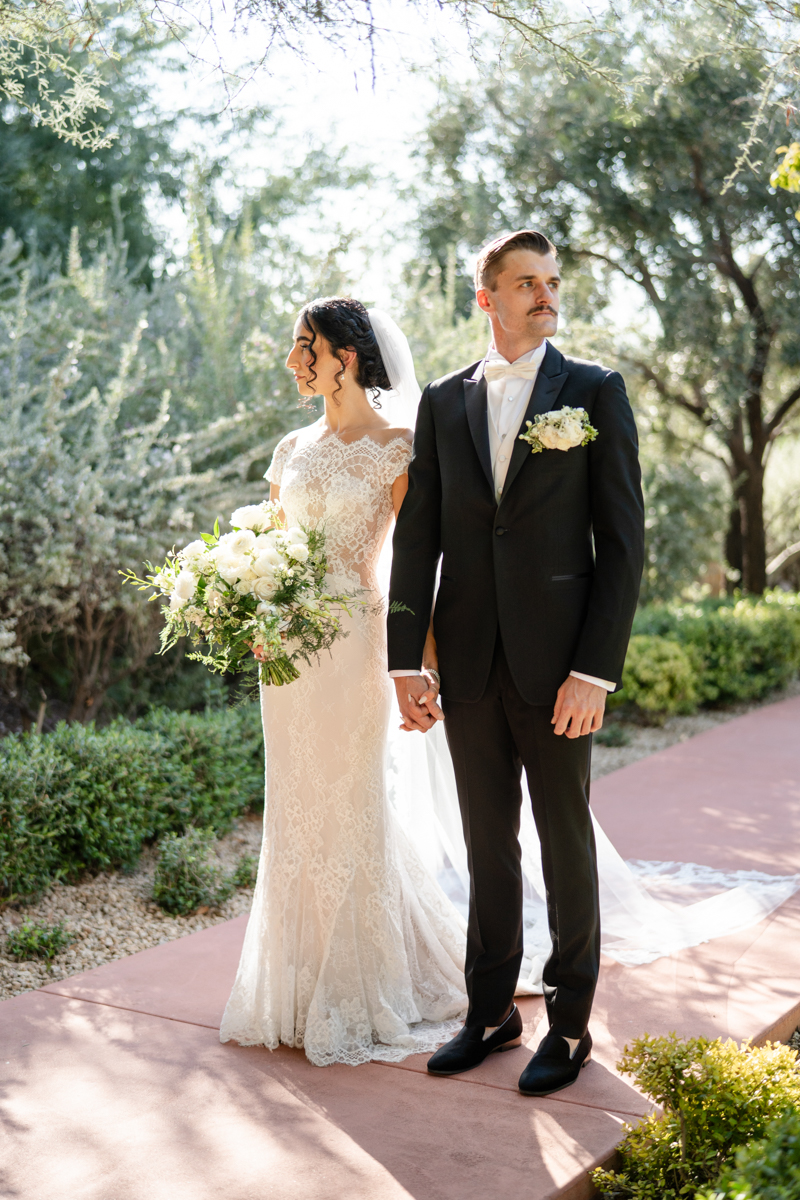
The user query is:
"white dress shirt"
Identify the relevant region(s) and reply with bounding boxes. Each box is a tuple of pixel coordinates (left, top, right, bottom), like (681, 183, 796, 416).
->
(390, 341, 614, 692)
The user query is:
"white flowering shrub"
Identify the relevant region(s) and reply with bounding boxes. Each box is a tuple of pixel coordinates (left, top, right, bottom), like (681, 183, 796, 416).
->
(0, 230, 193, 719)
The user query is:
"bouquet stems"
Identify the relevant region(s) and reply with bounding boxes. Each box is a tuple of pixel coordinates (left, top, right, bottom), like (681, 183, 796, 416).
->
(260, 658, 302, 686)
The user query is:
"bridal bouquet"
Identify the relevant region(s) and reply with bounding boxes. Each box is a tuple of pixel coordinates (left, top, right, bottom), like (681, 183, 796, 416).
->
(122, 502, 356, 685)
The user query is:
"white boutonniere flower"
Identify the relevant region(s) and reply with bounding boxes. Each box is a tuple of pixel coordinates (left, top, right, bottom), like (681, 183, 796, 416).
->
(519, 406, 598, 454)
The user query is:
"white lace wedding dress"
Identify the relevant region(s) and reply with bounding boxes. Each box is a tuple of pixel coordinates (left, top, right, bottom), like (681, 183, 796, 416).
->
(219, 425, 468, 1066)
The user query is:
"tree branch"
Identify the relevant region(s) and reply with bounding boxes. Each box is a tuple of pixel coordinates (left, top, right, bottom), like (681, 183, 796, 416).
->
(766, 383, 800, 438)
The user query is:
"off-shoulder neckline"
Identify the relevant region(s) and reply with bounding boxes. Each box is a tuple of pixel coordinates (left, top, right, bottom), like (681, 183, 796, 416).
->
(281, 429, 412, 454)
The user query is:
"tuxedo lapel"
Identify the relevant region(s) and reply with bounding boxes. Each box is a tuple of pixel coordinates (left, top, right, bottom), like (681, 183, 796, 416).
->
(499, 343, 569, 504)
(463, 369, 495, 495)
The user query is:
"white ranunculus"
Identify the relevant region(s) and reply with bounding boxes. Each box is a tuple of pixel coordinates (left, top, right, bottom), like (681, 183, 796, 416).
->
(173, 570, 197, 600)
(253, 576, 278, 601)
(221, 528, 257, 555)
(169, 591, 185, 611)
(287, 542, 310, 563)
(285, 526, 309, 545)
(253, 548, 283, 576)
(253, 533, 272, 549)
(230, 504, 271, 532)
(557, 416, 584, 446)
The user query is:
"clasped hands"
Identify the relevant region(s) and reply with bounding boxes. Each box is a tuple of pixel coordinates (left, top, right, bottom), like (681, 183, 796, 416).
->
(395, 672, 606, 738)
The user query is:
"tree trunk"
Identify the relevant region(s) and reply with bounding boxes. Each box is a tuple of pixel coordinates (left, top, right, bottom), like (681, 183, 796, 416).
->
(724, 501, 744, 595)
(740, 462, 767, 594)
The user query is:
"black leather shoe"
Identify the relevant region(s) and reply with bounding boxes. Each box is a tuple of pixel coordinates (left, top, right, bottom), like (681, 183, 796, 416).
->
(518, 1030, 592, 1096)
(427, 1005, 523, 1076)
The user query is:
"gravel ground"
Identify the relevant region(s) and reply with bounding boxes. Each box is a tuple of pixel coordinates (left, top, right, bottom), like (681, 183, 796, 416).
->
(0, 813, 264, 1001)
(3, 679, 799, 1002)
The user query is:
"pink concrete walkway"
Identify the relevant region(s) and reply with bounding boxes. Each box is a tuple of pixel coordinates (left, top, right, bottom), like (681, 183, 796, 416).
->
(2, 696, 800, 1200)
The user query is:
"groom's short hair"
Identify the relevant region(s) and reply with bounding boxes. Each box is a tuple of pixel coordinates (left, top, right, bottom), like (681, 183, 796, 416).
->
(474, 230, 558, 291)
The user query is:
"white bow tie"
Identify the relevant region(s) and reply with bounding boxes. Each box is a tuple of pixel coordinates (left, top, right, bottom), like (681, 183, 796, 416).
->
(483, 359, 541, 383)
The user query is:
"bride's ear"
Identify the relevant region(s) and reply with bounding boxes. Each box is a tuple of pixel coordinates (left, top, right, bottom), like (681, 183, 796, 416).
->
(340, 347, 358, 373)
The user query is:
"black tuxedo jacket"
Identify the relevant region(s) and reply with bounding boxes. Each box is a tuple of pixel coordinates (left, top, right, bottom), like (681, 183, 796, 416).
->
(387, 342, 645, 705)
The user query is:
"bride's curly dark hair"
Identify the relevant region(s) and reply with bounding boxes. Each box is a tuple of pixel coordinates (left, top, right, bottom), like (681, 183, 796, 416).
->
(298, 296, 391, 406)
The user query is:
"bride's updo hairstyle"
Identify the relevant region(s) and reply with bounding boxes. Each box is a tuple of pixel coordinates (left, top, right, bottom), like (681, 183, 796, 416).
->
(298, 296, 391, 404)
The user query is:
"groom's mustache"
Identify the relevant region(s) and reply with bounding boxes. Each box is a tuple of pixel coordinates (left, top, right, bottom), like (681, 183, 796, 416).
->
(529, 305, 557, 316)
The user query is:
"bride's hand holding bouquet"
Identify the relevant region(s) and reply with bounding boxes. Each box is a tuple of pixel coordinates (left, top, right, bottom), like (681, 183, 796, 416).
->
(123, 501, 357, 685)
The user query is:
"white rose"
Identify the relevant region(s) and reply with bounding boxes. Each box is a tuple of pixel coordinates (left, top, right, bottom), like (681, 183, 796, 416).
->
(285, 526, 309, 544)
(179, 539, 207, 565)
(173, 570, 197, 600)
(253, 548, 283, 575)
(253, 533, 272, 549)
(253, 576, 278, 601)
(169, 592, 185, 611)
(234, 579, 255, 595)
(287, 543, 309, 563)
(537, 425, 562, 450)
(230, 504, 271, 532)
(205, 588, 224, 612)
(220, 528, 257, 555)
(216, 554, 250, 584)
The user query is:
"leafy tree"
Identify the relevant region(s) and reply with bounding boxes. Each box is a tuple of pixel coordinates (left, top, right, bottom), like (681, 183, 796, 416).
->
(414, 31, 800, 593)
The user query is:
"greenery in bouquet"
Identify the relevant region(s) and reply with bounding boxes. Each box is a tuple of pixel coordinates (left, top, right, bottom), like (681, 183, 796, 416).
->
(123, 502, 357, 686)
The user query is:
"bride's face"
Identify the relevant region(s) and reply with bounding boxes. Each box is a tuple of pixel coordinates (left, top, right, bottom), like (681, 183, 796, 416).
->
(286, 316, 354, 399)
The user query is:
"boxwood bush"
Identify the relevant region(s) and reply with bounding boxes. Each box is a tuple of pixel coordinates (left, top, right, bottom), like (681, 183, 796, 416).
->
(616, 592, 800, 717)
(591, 1033, 800, 1200)
(699, 1108, 800, 1199)
(0, 705, 264, 901)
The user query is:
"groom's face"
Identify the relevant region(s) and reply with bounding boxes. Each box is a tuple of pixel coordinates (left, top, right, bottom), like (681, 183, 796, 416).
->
(477, 250, 561, 345)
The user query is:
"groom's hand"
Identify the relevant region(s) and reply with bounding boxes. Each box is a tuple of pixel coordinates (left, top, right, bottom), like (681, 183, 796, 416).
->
(395, 674, 443, 733)
(552, 676, 606, 738)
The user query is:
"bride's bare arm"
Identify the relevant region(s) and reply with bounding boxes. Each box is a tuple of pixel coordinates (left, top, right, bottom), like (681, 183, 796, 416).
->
(391, 472, 409, 518)
(270, 482, 285, 522)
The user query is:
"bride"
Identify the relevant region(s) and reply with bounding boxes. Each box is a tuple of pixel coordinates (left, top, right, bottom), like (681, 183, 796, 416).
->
(220, 297, 469, 1066)
(221, 296, 800, 1068)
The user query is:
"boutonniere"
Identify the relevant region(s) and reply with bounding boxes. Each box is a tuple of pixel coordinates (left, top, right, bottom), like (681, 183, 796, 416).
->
(519, 406, 598, 454)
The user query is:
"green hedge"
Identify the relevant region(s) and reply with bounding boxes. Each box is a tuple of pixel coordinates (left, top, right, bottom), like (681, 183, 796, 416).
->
(616, 592, 800, 716)
(592, 1033, 800, 1199)
(700, 1108, 800, 1199)
(0, 705, 264, 901)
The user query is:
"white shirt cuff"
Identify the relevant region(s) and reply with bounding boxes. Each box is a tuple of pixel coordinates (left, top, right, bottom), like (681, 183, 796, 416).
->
(570, 670, 615, 692)
(389, 669, 423, 678)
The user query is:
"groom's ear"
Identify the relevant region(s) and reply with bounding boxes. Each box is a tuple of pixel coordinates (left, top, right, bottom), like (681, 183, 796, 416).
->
(476, 288, 492, 314)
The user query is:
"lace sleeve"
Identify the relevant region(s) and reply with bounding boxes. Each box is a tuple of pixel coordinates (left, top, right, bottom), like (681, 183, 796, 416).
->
(380, 437, 413, 487)
(265, 437, 293, 486)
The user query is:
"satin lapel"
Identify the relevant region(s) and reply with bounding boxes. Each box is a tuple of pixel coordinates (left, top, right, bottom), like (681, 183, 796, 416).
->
(499, 347, 569, 503)
(463, 374, 495, 494)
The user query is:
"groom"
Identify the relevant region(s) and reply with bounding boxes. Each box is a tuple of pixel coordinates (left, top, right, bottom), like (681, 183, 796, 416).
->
(387, 230, 644, 1096)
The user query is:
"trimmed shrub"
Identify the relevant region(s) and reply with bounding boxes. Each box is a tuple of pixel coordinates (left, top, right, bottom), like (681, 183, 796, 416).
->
(591, 1033, 800, 1200)
(613, 635, 699, 718)
(152, 828, 234, 916)
(698, 1108, 800, 1199)
(0, 705, 264, 901)
(633, 593, 800, 707)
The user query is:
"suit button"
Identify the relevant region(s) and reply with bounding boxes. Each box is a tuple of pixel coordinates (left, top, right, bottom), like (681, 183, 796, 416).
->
(495, 526, 506, 536)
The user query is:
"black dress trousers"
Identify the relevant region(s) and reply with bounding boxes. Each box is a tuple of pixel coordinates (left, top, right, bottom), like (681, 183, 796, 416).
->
(442, 637, 601, 1038)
